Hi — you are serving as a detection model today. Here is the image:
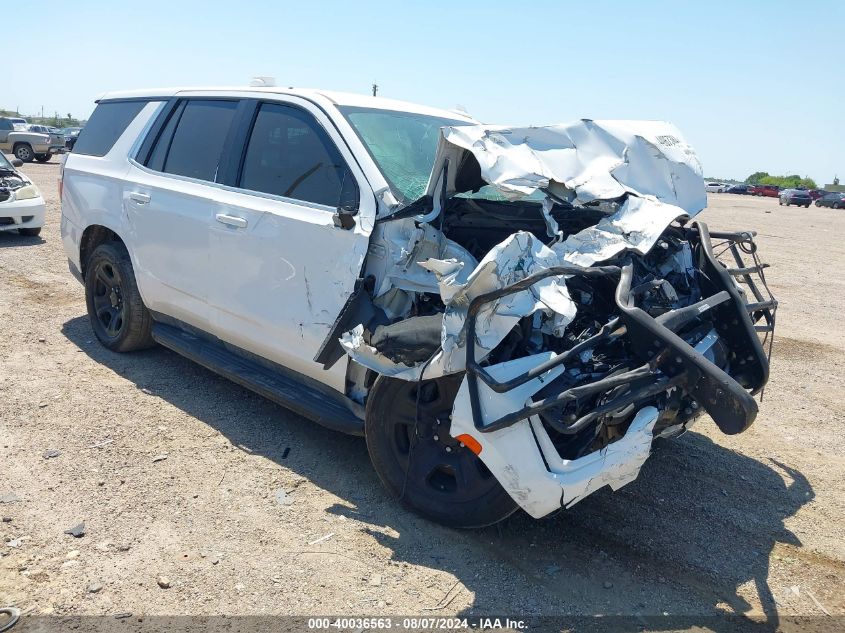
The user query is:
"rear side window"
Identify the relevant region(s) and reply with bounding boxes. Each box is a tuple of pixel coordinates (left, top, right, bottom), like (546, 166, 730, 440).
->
(239, 103, 351, 207)
(148, 100, 237, 182)
(73, 101, 149, 157)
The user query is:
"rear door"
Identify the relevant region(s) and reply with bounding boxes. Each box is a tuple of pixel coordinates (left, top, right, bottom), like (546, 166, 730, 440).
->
(207, 98, 375, 389)
(124, 98, 240, 332)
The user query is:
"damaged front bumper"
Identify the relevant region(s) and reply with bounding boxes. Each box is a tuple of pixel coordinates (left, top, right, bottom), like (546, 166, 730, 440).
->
(449, 221, 776, 518)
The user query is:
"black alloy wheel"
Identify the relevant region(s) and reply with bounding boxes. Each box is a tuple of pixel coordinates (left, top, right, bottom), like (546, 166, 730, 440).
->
(91, 259, 126, 340)
(365, 374, 517, 528)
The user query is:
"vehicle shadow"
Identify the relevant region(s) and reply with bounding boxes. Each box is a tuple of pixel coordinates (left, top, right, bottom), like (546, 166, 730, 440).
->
(0, 231, 46, 247)
(62, 315, 813, 631)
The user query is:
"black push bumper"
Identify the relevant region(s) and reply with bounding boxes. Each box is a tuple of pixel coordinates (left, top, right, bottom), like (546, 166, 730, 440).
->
(464, 220, 776, 436)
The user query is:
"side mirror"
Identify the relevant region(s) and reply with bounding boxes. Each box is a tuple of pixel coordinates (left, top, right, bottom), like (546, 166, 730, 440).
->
(333, 169, 359, 230)
(11, 158, 23, 167)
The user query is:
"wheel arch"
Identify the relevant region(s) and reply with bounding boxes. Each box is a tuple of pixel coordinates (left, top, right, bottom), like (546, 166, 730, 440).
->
(79, 224, 126, 278)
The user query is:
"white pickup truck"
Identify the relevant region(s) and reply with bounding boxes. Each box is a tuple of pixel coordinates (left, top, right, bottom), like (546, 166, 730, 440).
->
(0, 117, 65, 162)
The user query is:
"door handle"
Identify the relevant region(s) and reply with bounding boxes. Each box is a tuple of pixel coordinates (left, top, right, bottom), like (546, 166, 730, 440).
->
(215, 213, 248, 229)
(129, 192, 150, 205)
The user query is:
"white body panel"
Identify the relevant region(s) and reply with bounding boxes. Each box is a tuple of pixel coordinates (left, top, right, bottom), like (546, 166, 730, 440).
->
(0, 195, 46, 232)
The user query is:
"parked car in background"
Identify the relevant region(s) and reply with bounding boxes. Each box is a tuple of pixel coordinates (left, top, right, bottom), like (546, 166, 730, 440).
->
(749, 184, 780, 197)
(815, 192, 845, 209)
(60, 127, 83, 151)
(725, 184, 750, 194)
(0, 152, 46, 236)
(25, 124, 67, 162)
(779, 189, 812, 207)
(60, 87, 776, 527)
(0, 117, 57, 163)
(808, 189, 829, 200)
(705, 182, 727, 193)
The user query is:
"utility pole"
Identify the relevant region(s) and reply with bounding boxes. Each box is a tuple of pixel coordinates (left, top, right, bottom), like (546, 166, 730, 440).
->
(372, 82, 378, 97)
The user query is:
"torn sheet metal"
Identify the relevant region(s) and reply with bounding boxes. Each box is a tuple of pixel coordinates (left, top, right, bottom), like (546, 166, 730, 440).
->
(449, 352, 658, 518)
(425, 119, 705, 213)
(342, 230, 578, 380)
(342, 118, 706, 381)
(530, 407, 658, 508)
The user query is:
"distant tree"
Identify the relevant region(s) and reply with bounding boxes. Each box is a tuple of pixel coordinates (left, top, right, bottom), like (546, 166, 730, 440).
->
(745, 171, 770, 185)
(758, 174, 818, 189)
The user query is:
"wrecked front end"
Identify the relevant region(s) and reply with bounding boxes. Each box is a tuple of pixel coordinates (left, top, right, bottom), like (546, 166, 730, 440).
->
(330, 119, 776, 519)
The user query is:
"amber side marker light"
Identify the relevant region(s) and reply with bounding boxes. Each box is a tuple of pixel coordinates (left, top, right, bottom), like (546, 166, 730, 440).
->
(455, 433, 483, 456)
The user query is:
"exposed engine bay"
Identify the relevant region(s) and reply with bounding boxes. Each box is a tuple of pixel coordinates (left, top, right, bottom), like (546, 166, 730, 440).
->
(322, 119, 777, 517)
(0, 173, 28, 202)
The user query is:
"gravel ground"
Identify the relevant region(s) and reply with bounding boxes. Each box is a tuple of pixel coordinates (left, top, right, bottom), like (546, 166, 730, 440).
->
(1, 159, 843, 629)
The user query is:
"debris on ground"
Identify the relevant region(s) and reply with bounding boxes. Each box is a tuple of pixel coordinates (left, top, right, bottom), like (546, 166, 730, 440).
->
(275, 489, 293, 506)
(156, 576, 171, 589)
(0, 607, 21, 633)
(307, 533, 335, 546)
(87, 582, 103, 594)
(42, 449, 61, 459)
(64, 522, 86, 538)
(152, 454, 168, 463)
(0, 493, 19, 504)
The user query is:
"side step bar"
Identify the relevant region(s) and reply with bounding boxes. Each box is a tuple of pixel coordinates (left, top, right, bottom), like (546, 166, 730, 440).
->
(151, 322, 364, 436)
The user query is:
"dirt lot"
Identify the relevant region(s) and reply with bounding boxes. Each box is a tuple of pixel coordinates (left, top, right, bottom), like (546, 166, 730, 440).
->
(2, 159, 844, 628)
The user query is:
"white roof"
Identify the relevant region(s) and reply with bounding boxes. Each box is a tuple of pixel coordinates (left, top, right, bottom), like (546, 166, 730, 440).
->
(96, 86, 476, 122)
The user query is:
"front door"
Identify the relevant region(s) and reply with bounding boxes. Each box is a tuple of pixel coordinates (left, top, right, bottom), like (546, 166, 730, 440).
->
(208, 99, 374, 390)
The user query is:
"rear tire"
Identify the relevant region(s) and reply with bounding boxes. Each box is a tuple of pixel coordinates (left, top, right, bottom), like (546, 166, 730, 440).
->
(84, 241, 155, 352)
(18, 227, 41, 237)
(365, 375, 517, 528)
(34, 154, 51, 163)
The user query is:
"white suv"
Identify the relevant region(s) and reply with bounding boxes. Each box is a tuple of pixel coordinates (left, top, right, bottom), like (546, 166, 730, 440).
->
(61, 87, 776, 527)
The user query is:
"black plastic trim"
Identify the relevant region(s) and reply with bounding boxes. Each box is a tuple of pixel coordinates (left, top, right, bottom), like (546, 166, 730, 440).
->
(150, 321, 364, 436)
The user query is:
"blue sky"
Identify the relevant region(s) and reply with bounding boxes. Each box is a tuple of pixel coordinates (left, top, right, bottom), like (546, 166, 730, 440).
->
(7, 0, 843, 183)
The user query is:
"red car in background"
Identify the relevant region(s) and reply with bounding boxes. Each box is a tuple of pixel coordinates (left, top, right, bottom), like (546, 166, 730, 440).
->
(808, 189, 829, 200)
(749, 184, 780, 197)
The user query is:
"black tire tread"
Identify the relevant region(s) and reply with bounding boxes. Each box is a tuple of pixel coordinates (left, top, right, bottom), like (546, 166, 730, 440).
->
(85, 241, 155, 352)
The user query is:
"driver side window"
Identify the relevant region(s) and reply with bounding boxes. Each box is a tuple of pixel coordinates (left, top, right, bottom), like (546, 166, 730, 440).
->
(239, 103, 354, 208)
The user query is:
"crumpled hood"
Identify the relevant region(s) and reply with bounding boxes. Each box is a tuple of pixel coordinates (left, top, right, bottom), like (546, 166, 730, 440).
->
(425, 119, 706, 214)
(341, 117, 708, 383)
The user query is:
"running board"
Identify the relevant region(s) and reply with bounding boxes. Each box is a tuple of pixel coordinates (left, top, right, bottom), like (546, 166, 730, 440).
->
(151, 322, 364, 436)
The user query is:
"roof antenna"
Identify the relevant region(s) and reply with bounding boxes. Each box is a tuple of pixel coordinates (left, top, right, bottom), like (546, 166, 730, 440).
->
(372, 81, 378, 97)
(250, 76, 276, 87)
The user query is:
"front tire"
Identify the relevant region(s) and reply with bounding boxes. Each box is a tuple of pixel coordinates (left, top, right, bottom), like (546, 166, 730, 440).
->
(365, 375, 517, 528)
(84, 242, 155, 352)
(18, 227, 41, 237)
